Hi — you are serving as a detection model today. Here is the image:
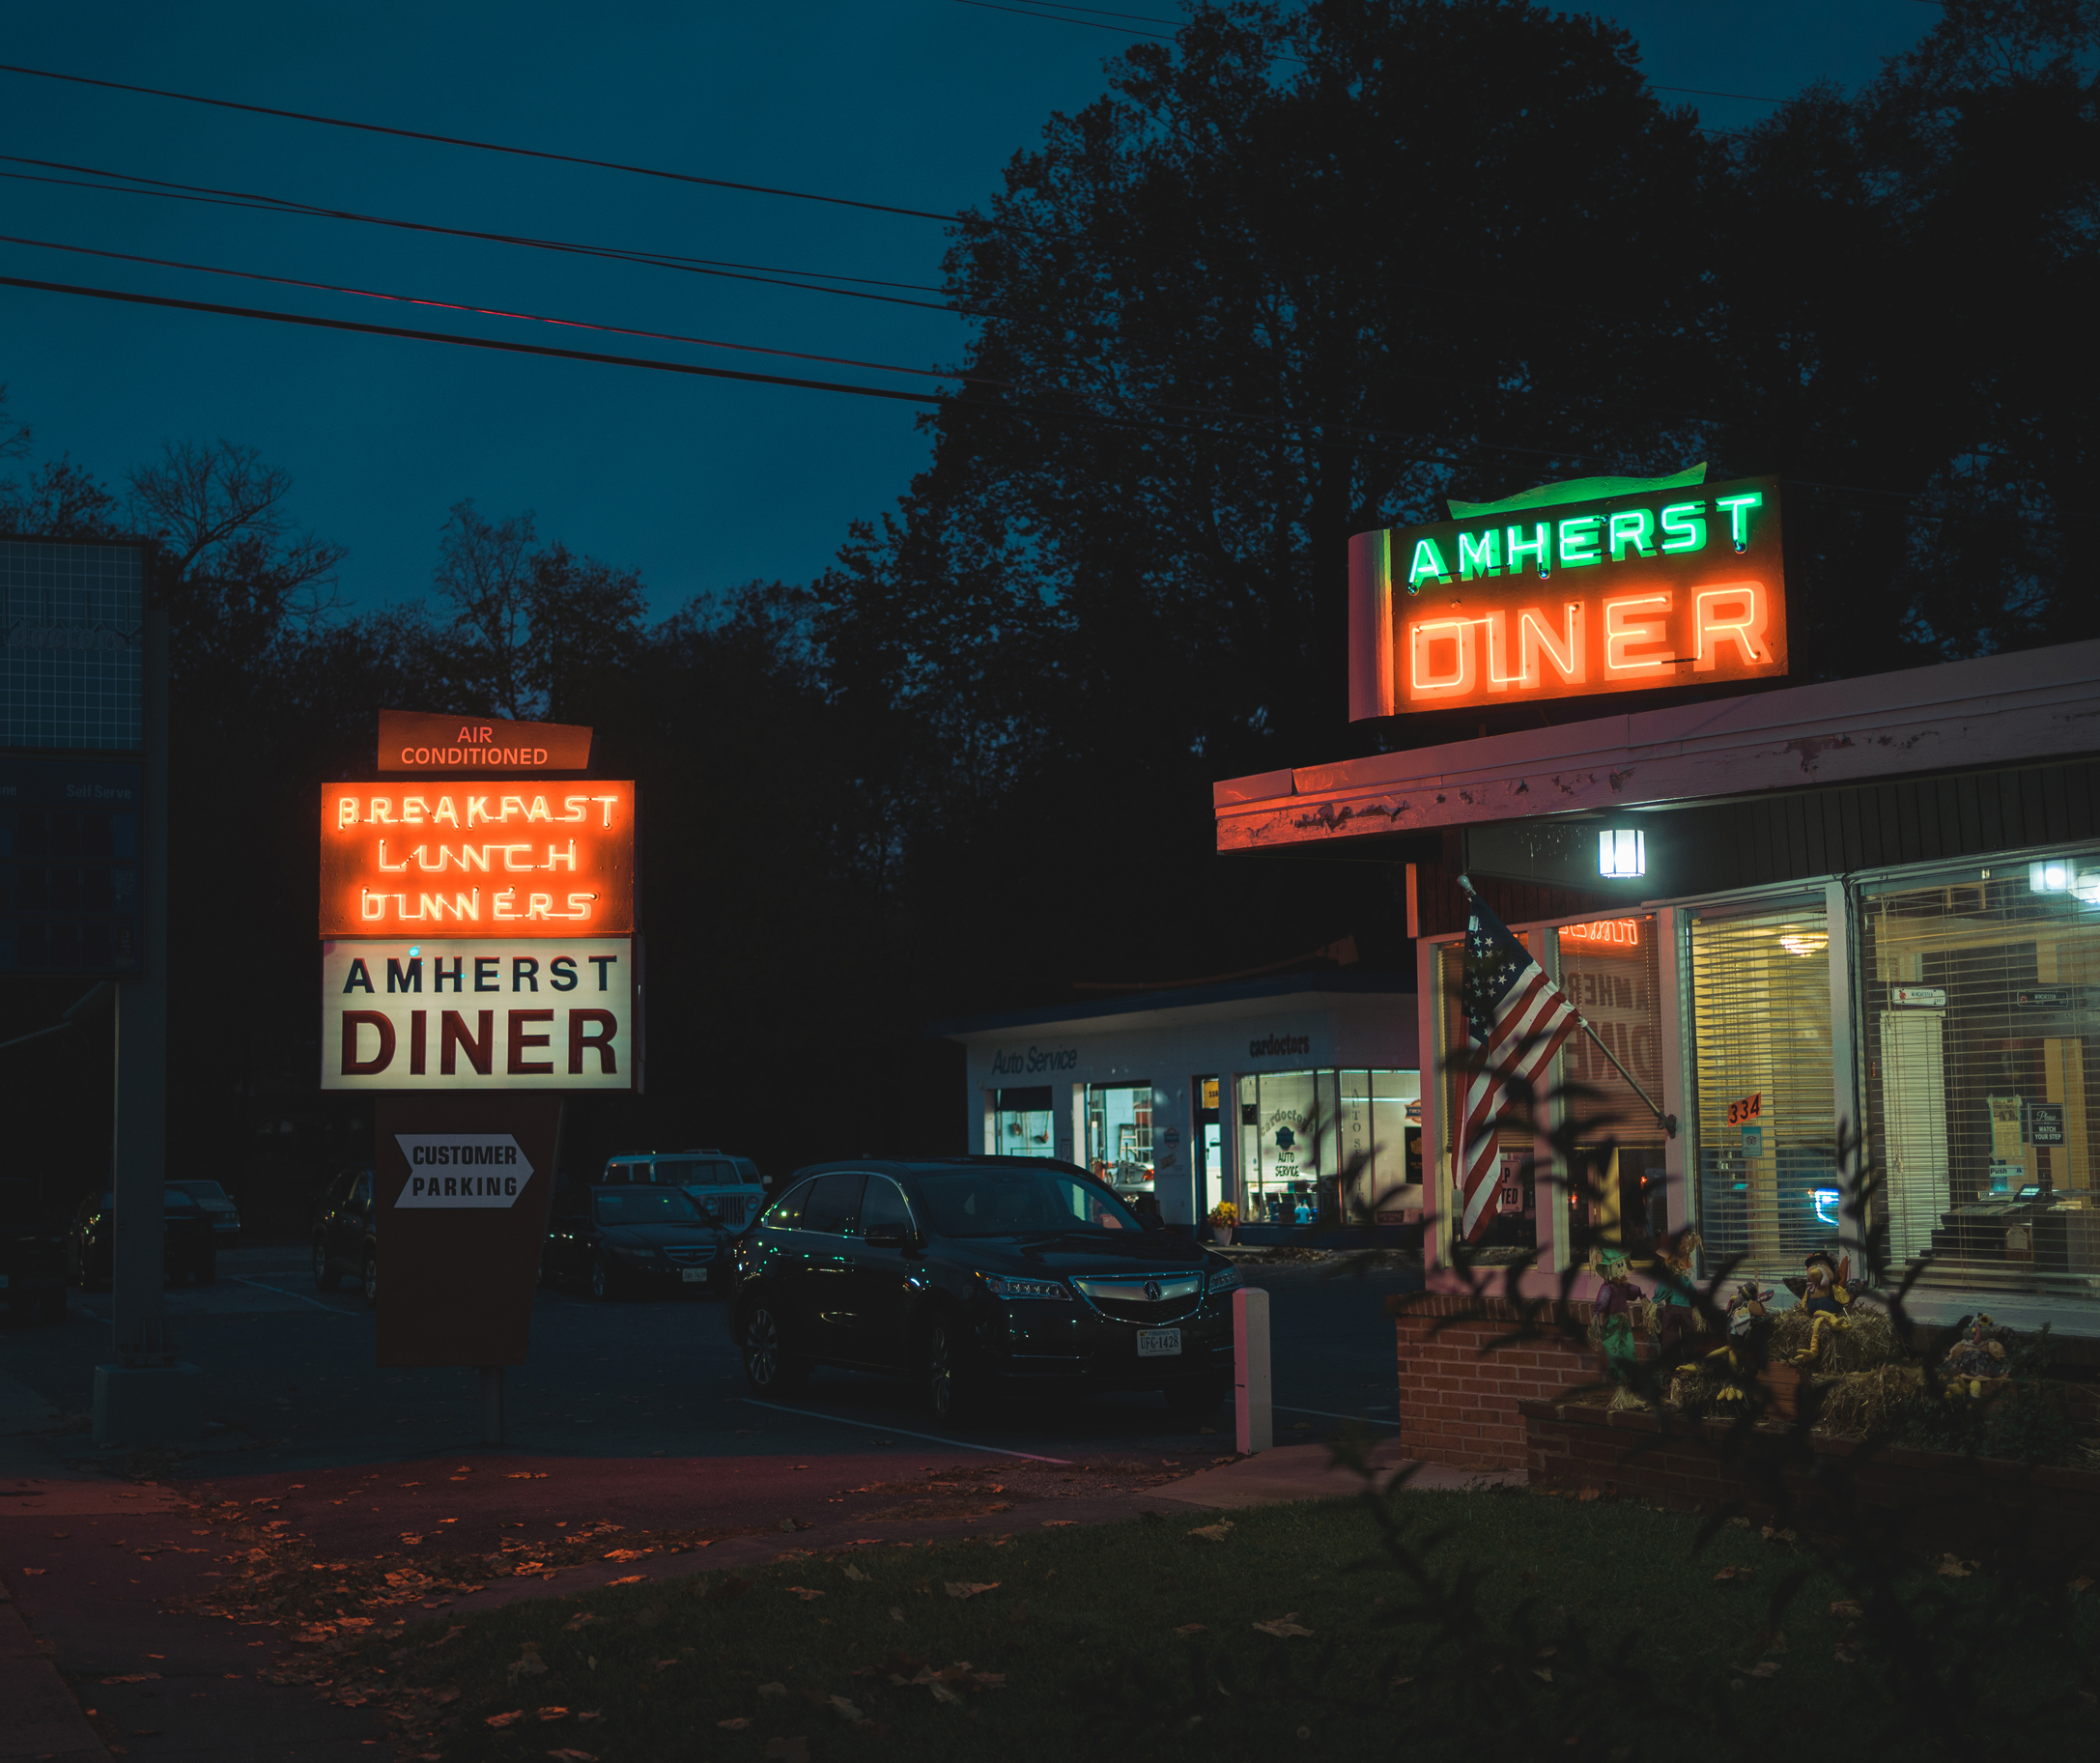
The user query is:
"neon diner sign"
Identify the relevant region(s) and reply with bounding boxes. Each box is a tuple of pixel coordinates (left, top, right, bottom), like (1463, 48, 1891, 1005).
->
(1346, 469, 1786, 718)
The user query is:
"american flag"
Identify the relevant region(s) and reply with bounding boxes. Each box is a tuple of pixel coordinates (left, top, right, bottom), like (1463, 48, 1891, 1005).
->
(1458, 885, 1581, 1244)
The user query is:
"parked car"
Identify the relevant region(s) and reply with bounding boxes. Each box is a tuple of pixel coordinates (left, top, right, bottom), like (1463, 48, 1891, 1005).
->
(726, 1156, 1237, 1421)
(66, 1188, 217, 1287)
(311, 1167, 378, 1306)
(166, 1180, 241, 1241)
(544, 1181, 733, 1299)
(0, 1177, 67, 1321)
(599, 1150, 769, 1227)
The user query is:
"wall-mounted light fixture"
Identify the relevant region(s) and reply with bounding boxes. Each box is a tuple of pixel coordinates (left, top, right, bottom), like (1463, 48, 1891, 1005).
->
(1598, 828, 1645, 879)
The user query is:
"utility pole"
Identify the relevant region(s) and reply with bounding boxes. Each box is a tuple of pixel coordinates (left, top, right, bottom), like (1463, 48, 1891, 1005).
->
(95, 609, 199, 1443)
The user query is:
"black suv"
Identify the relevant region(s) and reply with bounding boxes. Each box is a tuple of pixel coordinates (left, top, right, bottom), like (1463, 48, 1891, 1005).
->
(312, 1167, 379, 1306)
(726, 1156, 1238, 1420)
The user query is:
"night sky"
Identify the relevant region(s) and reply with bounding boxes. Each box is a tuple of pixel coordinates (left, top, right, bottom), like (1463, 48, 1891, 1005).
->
(3, 1, 1934, 619)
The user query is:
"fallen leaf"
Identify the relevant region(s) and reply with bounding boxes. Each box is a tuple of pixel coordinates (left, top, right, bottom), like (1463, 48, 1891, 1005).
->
(842, 1564, 871, 1582)
(1253, 1615, 1315, 1638)
(603, 1550, 646, 1563)
(786, 1586, 826, 1602)
(1533, 1667, 1553, 1682)
(828, 1694, 866, 1720)
(763, 1739, 809, 1761)
(1187, 1521, 1234, 1543)
(778, 1519, 809, 1533)
(1745, 1662, 1780, 1679)
(546, 1750, 598, 1762)
(1936, 1555, 1975, 1578)
(485, 1710, 525, 1728)
(757, 1682, 788, 1700)
(100, 1674, 162, 1685)
(1829, 1600, 1863, 1619)
(2070, 1577, 2093, 1596)
(563, 1613, 601, 1633)
(718, 1718, 752, 1730)
(504, 1471, 549, 1479)
(927, 1680, 962, 1706)
(607, 1576, 644, 1586)
(508, 1646, 551, 1684)
(20, 1567, 46, 1576)
(432, 1627, 467, 1647)
(890, 1606, 906, 1624)
(945, 1581, 1000, 1599)
(538, 1706, 570, 1721)
(1575, 1488, 1601, 1502)
(578, 1711, 603, 1723)
(1713, 1566, 1753, 1582)
(1176, 1623, 1207, 1635)
(1835, 1641, 1862, 1665)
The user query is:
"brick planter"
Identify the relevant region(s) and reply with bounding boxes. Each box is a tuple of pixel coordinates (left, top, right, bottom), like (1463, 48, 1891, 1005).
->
(1388, 1292, 1630, 1470)
(1523, 1396, 2100, 1567)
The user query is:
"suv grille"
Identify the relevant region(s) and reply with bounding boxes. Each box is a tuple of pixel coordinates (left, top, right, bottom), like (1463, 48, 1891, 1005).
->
(1070, 1273, 1203, 1323)
(663, 1244, 718, 1266)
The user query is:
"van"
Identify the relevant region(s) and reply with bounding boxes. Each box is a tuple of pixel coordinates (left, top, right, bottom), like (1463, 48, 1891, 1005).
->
(598, 1150, 769, 1227)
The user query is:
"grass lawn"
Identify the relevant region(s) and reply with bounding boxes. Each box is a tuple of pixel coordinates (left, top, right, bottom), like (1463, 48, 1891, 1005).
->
(307, 1483, 2097, 1762)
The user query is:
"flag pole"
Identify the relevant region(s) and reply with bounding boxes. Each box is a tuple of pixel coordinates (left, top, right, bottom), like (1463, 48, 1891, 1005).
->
(1459, 874, 1677, 1139)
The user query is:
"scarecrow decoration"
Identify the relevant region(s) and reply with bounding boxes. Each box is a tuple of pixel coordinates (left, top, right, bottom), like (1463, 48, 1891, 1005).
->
(1589, 1249, 1645, 1408)
(1783, 1249, 1859, 1368)
(1704, 1279, 1774, 1406)
(1940, 1313, 2012, 1400)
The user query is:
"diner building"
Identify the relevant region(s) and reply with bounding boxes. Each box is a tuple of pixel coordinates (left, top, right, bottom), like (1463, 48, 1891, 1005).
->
(1212, 638, 2100, 1336)
(934, 973, 1419, 1237)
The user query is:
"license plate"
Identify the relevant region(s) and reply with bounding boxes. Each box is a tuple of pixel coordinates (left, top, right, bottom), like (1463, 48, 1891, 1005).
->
(681, 1268, 707, 1284)
(1136, 1327, 1181, 1358)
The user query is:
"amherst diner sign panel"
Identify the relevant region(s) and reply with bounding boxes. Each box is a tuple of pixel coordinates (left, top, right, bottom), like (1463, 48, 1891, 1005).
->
(320, 936, 638, 1091)
(319, 779, 635, 937)
(1347, 472, 1785, 718)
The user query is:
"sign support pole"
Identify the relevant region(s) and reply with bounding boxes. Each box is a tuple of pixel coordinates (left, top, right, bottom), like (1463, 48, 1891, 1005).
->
(480, 1367, 505, 1446)
(96, 611, 200, 1444)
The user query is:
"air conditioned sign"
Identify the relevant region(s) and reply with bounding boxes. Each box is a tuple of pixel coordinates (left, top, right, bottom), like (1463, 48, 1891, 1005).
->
(320, 937, 639, 1091)
(1347, 469, 1785, 718)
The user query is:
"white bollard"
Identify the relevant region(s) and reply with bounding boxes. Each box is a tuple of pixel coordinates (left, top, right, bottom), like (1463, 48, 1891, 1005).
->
(1234, 1286, 1272, 1455)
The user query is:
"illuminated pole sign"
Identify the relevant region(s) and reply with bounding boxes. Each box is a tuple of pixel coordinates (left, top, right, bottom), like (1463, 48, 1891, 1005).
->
(1347, 468, 1785, 719)
(317, 729, 642, 1385)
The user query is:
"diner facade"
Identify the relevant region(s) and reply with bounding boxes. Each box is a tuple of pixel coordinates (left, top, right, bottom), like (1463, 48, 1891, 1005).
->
(1214, 637, 2100, 1330)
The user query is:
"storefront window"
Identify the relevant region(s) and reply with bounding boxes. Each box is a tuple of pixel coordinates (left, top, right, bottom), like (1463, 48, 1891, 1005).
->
(1689, 906, 1836, 1274)
(989, 1086, 1057, 1159)
(1086, 1083, 1152, 1189)
(1556, 914, 1667, 1264)
(1238, 1067, 1419, 1227)
(1862, 860, 2100, 1290)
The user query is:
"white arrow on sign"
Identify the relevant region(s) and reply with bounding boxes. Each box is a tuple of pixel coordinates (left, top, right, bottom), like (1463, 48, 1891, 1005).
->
(393, 1134, 535, 1208)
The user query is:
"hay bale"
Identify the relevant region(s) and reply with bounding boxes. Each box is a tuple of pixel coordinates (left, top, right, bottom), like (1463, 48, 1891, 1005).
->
(1817, 1363, 1925, 1436)
(1767, 1305, 1901, 1373)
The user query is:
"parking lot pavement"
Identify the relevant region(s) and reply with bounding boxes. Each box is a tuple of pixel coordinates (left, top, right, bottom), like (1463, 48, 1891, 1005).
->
(0, 1248, 1419, 1761)
(3, 1248, 1419, 1474)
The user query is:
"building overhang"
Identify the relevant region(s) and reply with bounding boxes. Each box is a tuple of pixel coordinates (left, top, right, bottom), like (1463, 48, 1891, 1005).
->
(1214, 639, 2100, 853)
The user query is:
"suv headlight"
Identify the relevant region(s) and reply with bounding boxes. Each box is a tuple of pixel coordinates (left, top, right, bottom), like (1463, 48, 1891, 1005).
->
(1207, 1263, 1242, 1295)
(981, 1274, 1071, 1301)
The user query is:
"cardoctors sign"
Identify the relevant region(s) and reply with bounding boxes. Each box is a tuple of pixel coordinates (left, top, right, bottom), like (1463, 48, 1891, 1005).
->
(1347, 466, 1785, 719)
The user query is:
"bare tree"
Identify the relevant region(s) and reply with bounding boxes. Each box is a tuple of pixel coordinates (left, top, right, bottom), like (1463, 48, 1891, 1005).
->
(127, 439, 346, 675)
(434, 499, 538, 719)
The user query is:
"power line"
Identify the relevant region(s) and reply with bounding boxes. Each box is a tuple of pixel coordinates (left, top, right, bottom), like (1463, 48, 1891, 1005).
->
(0, 233, 988, 388)
(0, 153, 952, 297)
(0, 60, 1020, 235)
(0, 163, 971, 320)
